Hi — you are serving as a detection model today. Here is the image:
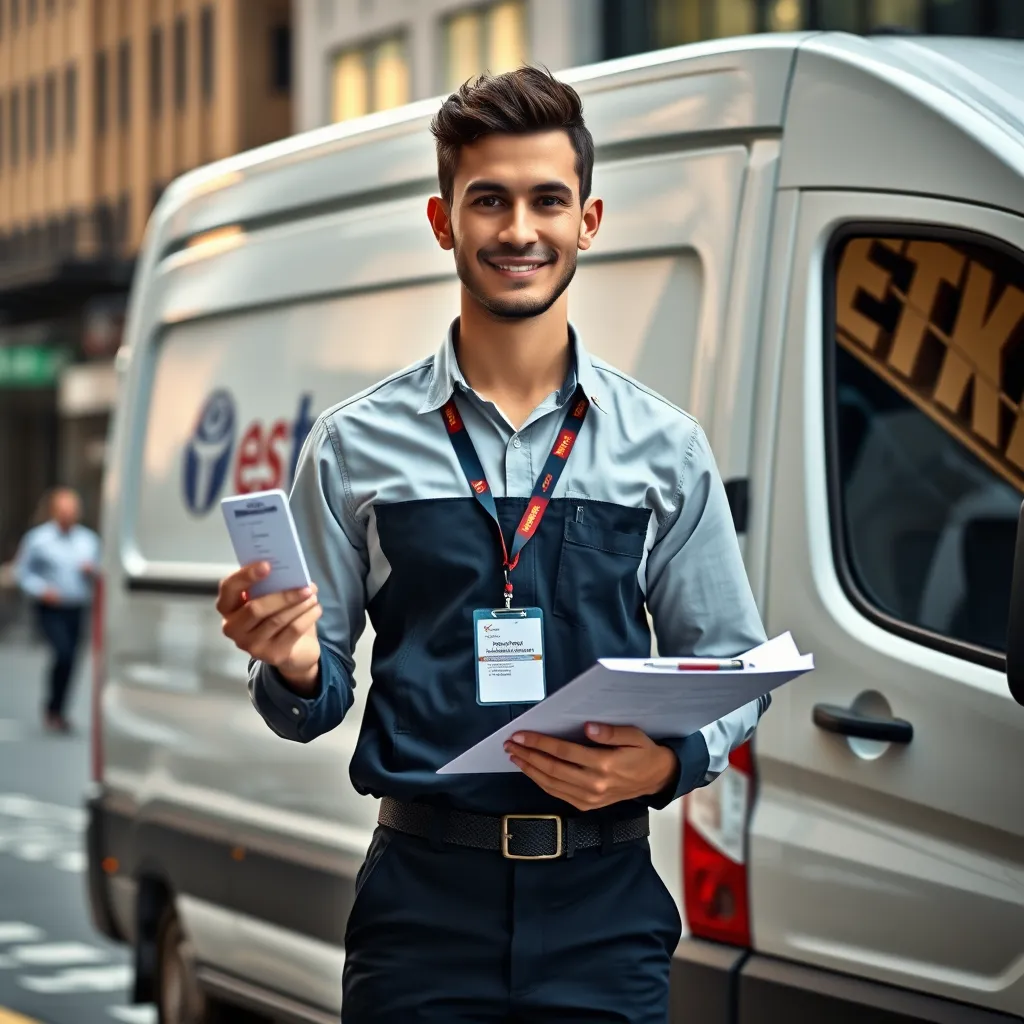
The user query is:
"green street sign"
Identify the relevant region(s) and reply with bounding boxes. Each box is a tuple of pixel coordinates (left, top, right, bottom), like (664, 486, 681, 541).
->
(0, 346, 70, 387)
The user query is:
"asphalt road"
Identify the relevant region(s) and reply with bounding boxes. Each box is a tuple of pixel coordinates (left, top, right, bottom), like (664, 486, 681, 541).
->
(0, 622, 155, 1024)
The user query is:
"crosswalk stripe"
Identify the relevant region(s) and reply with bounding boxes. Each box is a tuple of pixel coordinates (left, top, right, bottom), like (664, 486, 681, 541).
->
(0, 925, 44, 945)
(19, 964, 133, 994)
(11, 942, 108, 966)
(0, 1007, 44, 1023)
(108, 1007, 157, 1024)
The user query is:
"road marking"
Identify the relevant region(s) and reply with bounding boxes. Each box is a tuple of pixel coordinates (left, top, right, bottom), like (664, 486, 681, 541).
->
(0, 795, 86, 829)
(53, 850, 86, 873)
(11, 942, 108, 966)
(0, 1007, 44, 1023)
(0, 924, 44, 945)
(19, 963, 133, 994)
(109, 1007, 157, 1023)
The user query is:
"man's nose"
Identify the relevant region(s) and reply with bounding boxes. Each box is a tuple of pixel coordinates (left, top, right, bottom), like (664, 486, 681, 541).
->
(497, 200, 539, 248)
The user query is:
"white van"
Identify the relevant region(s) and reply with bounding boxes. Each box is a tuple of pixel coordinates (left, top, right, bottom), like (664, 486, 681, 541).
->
(86, 31, 1024, 1024)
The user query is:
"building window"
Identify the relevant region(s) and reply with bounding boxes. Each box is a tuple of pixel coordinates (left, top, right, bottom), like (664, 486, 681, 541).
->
(442, 1, 527, 91)
(271, 23, 291, 93)
(174, 15, 187, 110)
(26, 80, 36, 160)
(118, 39, 130, 127)
(200, 6, 214, 101)
(10, 89, 19, 166)
(330, 34, 409, 122)
(830, 232, 1024, 657)
(44, 72, 55, 154)
(150, 26, 163, 116)
(65, 63, 76, 143)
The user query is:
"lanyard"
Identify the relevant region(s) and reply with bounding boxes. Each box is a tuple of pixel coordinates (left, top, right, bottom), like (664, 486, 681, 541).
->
(441, 385, 589, 609)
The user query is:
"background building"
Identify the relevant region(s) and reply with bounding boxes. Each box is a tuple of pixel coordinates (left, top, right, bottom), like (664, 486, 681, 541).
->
(0, 0, 293, 568)
(297, 0, 1024, 132)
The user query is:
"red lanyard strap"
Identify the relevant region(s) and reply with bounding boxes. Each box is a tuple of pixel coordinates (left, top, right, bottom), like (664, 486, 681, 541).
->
(441, 386, 589, 607)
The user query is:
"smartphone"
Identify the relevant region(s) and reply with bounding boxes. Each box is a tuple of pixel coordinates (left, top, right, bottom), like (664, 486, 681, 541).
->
(220, 489, 312, 599)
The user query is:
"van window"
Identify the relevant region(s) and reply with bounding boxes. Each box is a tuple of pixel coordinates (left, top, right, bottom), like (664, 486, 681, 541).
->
(830, 233, 1024, 655)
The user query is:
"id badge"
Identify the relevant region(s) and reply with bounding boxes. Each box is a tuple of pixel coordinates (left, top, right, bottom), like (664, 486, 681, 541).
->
(473, 607, 546, 705)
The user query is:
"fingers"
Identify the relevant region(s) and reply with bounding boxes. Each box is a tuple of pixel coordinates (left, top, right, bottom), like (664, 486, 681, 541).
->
(241, 598, 321, 663)
(234, 585, 318, 637)
(511, 757, 613, 811)
(504, 739, 595, 787)
(215, 562, 270, 616)
(508, 731, 608, 770)
(583, 723, 649, 747)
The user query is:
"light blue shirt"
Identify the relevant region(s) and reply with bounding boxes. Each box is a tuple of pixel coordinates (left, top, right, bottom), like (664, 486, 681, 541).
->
(15, 521, 100, 607)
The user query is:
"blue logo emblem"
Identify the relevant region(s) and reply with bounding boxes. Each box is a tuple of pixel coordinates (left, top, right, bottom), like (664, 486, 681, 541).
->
(183, 389, 236, 515)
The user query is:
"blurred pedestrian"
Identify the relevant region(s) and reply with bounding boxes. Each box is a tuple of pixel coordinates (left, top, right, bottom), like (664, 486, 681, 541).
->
(14, 487, 100, 733)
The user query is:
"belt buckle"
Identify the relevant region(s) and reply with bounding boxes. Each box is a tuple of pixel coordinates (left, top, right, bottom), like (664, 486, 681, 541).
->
(501, 814, 563, 860)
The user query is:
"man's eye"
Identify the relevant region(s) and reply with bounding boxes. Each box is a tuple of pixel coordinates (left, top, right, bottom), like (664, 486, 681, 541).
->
(475, 196, 502, 207)
(538, 196, 567, 207)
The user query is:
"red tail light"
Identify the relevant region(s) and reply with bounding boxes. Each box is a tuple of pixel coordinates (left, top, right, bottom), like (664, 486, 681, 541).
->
(682, 740, 754, 947)
(90, 573, 105, 784)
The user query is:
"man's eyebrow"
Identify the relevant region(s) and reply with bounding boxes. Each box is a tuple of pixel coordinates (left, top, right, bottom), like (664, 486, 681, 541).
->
(462, 180, 575, 199)
(464, 180, 511, 196)
(531, 181, 574, 199)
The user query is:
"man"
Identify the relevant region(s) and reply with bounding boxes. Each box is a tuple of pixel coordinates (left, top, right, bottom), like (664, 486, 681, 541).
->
(15, 488, 100, 733)
(217, 67, 768, 1023)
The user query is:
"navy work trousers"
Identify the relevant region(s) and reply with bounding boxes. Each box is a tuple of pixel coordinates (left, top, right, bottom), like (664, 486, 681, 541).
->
(35, 604, 83, 718)
(341, 824, 681, 1023)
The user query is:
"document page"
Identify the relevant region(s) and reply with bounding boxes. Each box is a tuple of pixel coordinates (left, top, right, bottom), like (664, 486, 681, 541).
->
(438, 633, 813, 775)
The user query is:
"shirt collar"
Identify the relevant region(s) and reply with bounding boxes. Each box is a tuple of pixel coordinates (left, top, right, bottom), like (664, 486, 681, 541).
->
(419, 319, 607, 415)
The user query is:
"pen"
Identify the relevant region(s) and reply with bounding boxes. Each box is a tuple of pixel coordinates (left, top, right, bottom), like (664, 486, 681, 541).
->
(643, 658, 745, 671)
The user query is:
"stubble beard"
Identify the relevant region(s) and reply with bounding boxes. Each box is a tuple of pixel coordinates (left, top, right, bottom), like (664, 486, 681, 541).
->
(454, 240, 578, 321)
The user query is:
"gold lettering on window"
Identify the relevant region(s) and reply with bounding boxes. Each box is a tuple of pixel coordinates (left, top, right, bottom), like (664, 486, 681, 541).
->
(835, 238, 893, 353)
(834, 235, 1024, 492)
(888, 241, 965, 378)
(933, 262, 1024, 448)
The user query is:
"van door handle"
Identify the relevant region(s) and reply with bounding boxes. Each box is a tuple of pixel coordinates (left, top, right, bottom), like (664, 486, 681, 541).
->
(812, 703, 913, 744)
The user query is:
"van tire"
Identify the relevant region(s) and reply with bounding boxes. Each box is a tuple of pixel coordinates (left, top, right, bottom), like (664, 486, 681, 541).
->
(156, 905, 247, 1024)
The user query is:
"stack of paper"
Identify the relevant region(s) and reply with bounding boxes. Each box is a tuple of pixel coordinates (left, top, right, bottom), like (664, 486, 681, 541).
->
(439, 632, 813, 775)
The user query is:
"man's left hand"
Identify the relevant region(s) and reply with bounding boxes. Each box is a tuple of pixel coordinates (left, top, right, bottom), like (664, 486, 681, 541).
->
(504, 724, 678, 811)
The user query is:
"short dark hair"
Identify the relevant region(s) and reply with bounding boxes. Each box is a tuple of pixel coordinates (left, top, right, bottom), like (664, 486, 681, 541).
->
(430, 65, 594, 207)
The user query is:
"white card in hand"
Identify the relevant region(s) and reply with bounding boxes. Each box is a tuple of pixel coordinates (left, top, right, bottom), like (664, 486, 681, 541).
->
(221, 489, 312, 599)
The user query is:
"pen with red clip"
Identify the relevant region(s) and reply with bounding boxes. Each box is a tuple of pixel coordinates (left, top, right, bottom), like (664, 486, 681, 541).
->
(643, 657, 746, 671)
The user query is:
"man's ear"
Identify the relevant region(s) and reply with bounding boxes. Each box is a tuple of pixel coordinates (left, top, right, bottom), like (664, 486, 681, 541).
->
(427, 196, 455, 251)
(577, 197, 603, 252)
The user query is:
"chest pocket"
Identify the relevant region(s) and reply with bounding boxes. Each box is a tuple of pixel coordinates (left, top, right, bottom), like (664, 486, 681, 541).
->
(553, 503, 650, 630)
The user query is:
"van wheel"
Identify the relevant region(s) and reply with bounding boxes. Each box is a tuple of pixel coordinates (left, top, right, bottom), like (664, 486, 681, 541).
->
(156, 905, 219, 1024)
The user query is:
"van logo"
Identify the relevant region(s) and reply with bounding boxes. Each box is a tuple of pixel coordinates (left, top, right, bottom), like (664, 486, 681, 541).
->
(183, 389, 237, 515)
(182, 391, 315, 516)
(836, 237, 1024, 489)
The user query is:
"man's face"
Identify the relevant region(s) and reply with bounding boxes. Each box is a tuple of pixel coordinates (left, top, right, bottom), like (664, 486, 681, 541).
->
(431, 131, 601, 320)
(51, 491, 80, 531)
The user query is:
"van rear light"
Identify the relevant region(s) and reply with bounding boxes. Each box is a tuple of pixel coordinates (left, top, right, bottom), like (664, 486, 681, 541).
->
(90, 573, 105, 784)
(682, 740, 753, 947)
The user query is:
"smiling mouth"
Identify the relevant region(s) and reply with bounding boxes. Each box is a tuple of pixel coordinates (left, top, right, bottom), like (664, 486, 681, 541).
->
(484, 258, 551, 276)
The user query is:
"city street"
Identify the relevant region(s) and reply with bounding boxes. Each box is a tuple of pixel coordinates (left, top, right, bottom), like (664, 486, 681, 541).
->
(0, 622, 154, 1024)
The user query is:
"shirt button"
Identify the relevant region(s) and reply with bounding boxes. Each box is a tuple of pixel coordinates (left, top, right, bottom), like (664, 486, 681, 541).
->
(513, 437, 522, 449)
(291, 707, 300, 716)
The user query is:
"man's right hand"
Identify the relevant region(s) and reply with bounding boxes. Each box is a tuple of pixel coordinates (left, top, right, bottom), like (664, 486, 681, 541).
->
(217, 562, 323, 694)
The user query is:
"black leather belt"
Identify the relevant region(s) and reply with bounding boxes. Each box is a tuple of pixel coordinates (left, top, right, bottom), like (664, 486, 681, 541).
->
(378, 796, 649, 861)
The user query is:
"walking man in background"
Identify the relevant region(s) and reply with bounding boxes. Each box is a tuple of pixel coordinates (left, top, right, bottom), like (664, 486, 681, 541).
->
(14, 488, 99, 733)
